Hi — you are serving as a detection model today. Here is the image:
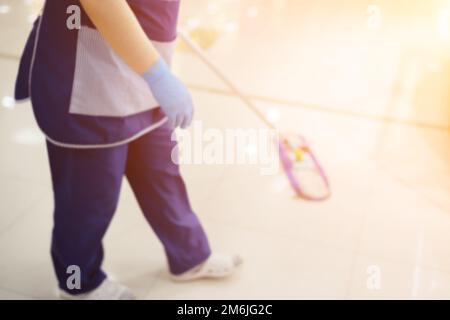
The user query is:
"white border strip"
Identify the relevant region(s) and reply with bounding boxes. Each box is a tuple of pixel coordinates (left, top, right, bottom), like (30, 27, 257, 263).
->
(45, 117, 168, 149)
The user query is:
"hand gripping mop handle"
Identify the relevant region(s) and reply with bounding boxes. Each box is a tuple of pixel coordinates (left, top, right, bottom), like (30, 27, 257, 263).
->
(177, 29, 276, 130)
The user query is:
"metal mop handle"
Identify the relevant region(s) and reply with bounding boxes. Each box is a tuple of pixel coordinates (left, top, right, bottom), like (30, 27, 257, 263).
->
(177, 29, 276, 130)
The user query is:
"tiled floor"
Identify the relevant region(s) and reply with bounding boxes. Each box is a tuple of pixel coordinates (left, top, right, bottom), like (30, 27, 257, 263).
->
(0, 0, 449, 299)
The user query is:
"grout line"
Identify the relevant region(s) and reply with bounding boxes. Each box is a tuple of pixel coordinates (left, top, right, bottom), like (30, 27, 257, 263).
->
(0, 187, 50, 238)
(2, 50, 449, 132)
(187, 84, 450, 132)
(0, 52, 20, 61)
(377, 162, 450, 214)
(0, 171, 50, 186)
(202, 207, 356, 258)
(342, 189, 374, 299)
(1, 50, 448, 132)
(0, 285, 38, 300)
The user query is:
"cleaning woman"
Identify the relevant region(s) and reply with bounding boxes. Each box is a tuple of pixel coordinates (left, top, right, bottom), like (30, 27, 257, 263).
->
(15, 0, 241, 300)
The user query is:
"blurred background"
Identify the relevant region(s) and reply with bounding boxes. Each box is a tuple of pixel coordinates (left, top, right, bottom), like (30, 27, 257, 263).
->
(0, 0, 449, 299)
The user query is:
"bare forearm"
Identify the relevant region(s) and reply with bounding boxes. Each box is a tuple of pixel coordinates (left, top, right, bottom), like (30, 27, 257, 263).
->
(80, 0, 159, 74)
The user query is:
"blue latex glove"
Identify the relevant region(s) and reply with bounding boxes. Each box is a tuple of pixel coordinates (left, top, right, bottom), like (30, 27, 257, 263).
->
(143, 59, 194, 129)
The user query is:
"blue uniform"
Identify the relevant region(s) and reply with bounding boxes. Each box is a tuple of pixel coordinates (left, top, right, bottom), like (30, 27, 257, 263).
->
(47, 122, 211, 294)
(15, 0, 211, 294)
(15, 0, 180, 147)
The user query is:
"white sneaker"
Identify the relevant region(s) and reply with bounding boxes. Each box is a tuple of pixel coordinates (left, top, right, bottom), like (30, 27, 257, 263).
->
(170, 253, 243, 282)
(60, 279, 135, 300)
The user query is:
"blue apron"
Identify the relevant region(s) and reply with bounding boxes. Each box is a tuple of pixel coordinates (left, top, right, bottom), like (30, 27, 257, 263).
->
(15, 0, 180, 148)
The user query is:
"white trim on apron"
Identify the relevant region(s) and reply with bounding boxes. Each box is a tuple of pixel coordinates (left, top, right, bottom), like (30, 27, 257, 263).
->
(45, 117, 168, 149)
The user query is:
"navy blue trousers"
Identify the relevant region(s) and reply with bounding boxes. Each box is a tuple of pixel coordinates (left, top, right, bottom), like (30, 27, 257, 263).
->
(47, 124, 211, 294)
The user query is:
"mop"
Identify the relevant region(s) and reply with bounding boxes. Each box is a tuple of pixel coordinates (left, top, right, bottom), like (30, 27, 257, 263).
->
(178, 29, 331, 201)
